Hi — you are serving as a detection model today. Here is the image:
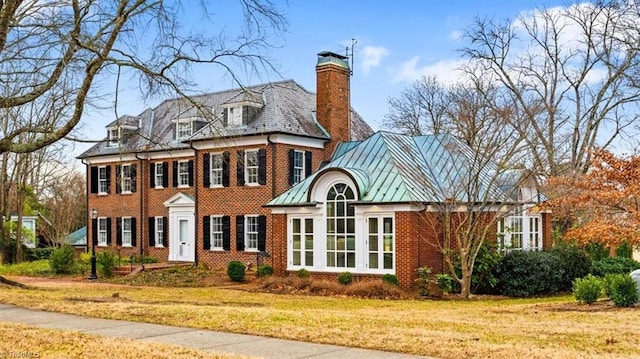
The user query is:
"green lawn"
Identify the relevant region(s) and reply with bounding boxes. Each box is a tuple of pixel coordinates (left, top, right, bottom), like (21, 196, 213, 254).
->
(1, 277, 638, 359)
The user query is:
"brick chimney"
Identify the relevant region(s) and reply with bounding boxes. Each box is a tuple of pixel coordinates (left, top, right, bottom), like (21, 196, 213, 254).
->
(316, 51, 350, 160)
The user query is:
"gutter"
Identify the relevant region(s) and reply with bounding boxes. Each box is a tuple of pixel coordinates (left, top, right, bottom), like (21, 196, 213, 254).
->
(134, 152, 146, 271)
(188, 141, 199, 267)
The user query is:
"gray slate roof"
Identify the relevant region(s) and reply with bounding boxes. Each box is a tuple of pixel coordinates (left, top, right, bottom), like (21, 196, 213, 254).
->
(78, 80, 373, 158)
(268, 131, 511, 206)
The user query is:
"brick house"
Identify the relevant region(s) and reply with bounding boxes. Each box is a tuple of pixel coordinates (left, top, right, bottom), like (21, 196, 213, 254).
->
(79, 50, 551, 288)
(78, 51, 373, 269)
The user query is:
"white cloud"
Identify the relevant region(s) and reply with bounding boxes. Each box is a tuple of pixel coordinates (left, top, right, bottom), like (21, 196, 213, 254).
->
(449, 30, 463, 41)
(391, 56, 467, 84)
(361, 45, 390, 75)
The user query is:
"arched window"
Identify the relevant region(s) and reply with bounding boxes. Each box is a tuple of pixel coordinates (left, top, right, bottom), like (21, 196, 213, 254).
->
(326, 183, 356, 268)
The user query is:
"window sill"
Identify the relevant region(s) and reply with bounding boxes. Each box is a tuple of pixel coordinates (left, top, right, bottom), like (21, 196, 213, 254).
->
(209, 185, 224, 189)
(177, 185, 191, 189)
(245, 183, 260, 187)
(153, 186, 164, 190)
(119, 192, 133, 195)
(244, 248, 260, 253)
(154, 245, 164, 248)
(97, 193, 108, 196)
(210, 248, 225, 252)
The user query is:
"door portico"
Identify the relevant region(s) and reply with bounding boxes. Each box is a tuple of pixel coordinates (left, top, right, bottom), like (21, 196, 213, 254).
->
(164, 193, 196, 262)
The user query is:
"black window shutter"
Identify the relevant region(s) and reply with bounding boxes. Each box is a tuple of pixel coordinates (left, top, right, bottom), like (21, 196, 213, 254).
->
(162, 162, 169, 188)
(162, 217, 168, 243)
(222, 216, 231, 250)
(222, 152, 230, 187)
(116, 217, 122, 246)
(188, 160, 194, 187)
(236, 150, 245, 186)
(90, 166, 98, 193)
(131, 164, 137, 193)
(106, 217, 112, 245)
(258, 215, 267, 252)
(172, 161, 178, 187)
(305, 151, 313, 178)
(223, 108, 228, 127)
(148, 217, 155, 247)
(203, 153, 210, 187)
(105, 166, 111, 193)
(236, 215, 245, 251)
(115, 165, 122, 194)
(91, 218, 98, 246)
(203, 215, 211, 250)
(288, 149, 295, 185)
(131, 217, 137, 247)
(149, 163, 155, 188)
(242, 105, 249, 125)
(258, 148, 266, 185)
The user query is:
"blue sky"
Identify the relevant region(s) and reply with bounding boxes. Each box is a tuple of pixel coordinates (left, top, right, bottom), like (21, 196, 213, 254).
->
(74, 0, 568, 158)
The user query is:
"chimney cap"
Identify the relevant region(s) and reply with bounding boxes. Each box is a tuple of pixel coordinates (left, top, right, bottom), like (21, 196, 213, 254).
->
(318, 51, 348, 60)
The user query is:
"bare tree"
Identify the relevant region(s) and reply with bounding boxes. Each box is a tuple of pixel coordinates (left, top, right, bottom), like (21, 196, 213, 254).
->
(0, 0, 286, 155)
(461, 0, 640, 177)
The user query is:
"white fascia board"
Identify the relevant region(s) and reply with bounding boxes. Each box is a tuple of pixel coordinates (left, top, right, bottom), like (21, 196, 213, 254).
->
(190, 135, 267, 150)
(145, 149, 195, 160)
(270, 205, 323, 215)
(267, 134, 326, 148)
(84, 154, 138, 164)
(84, 149, 195, 164)
(355, 203, 422, 214)
(191, 134, 325, 151)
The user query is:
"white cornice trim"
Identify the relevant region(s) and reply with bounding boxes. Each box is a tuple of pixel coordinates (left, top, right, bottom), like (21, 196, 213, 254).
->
(84, 149, 194, 164)
(191, 134, 325, 150)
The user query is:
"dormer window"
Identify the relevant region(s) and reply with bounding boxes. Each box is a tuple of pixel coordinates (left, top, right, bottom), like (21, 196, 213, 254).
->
(108, 128, 120, 147)
(228, 107, 243, 127)
(176, 121, 192, 140)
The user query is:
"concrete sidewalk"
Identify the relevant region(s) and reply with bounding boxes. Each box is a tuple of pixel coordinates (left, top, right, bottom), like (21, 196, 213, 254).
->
(0, 304, 427, 358)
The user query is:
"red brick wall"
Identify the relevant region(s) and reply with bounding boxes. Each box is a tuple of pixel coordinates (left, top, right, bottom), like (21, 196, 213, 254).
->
(316, 61, 350, 160)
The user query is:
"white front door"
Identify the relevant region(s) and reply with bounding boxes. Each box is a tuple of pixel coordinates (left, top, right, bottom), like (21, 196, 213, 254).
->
(170, 212, 195, 262)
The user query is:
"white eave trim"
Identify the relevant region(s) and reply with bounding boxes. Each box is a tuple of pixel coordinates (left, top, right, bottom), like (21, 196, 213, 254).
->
(191, 134, 325, 151)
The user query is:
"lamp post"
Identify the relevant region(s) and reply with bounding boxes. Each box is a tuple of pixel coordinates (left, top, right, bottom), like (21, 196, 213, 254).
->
(89, 208, 98, 280)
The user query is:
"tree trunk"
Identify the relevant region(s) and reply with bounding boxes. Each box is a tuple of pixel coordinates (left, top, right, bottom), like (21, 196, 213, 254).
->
(0, 274, 27, 288)
(460, 253, 472, 299)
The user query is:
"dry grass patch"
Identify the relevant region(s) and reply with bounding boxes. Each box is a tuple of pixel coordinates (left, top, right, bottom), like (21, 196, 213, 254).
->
(257, 276, 409, 299)
(0, 277, 639, 359)
(0, 322, 249, 359)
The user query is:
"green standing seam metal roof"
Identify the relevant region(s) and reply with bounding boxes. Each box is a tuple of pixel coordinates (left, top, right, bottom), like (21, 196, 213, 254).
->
(267, 131, 510, 207)
(68, 226, 87, 246)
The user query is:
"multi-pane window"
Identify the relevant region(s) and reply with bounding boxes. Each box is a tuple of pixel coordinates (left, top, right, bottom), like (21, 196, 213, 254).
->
(293, 150, 304, 184)
(245, 150, 259, 184)
(98, 218, 108, 246)
(177, 122, 192, 140)
(154, 163, 164, 188)
(368, 217, 394, 270)
(326, 183, 356, 268)
(122, 217, 132, 247)
(121, 164, 132, 193)
(210, 216, 224, 249)
(292, 218, 314, 267)
(155, 217, 164, 247)
(178, 161, 190, 187)
(528, 217, 540, 250)
(210, 153, 224, 187)
(108, 128, 119, 147)
(228, 107, 242, 127)
(497, 208, 542, 252)
(245, 215, 259, 250)
(98, 166, 108, 194)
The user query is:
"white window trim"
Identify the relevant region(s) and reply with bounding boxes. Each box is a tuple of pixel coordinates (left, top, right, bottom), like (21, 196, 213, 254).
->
(121, 164, 132, 194)
(498, 207, 542, 252)
(177, 160, 190, 187)
(365, 215, 396, 274)
(155, 216, 164, 248)
(154, 163, 164, 189)
(97, 217, 108, 247)
(107, 128, 120, 147)
(210, 215, 224, 251)
(98, 166, 108, 195)
(227, 106, 243, 127)
(293, 150, 305, 184)
(175, 120, 193, 140)
(289, 217, 314, 268)
(245, 215, 259, 252)
(210, 153, 224, 188)
(122, 217, 133, 247)
(244, 149, 259, 186)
